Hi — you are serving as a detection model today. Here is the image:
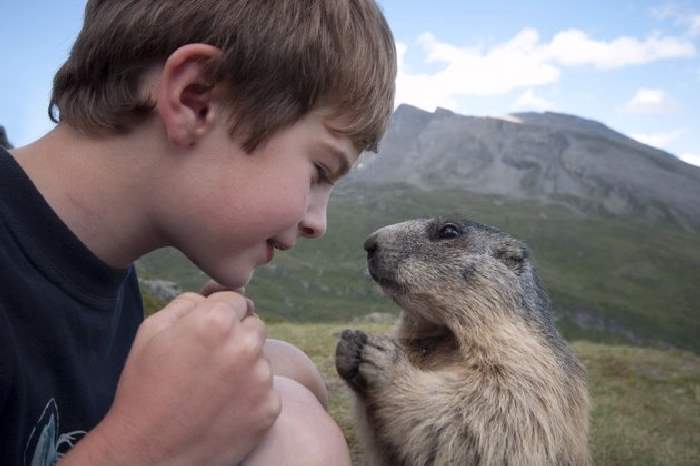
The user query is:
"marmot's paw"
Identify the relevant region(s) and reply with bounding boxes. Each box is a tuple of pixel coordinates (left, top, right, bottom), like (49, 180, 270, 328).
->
(336, 330, 396, 393)
(357, 334, 396, 384)
(336, 330, 369, 392)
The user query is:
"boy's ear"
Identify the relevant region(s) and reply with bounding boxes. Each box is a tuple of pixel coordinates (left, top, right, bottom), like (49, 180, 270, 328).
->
(155, 44, 223, 147)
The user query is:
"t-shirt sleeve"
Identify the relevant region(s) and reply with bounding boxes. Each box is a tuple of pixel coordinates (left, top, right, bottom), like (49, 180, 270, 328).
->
(0, 303, 15, 411)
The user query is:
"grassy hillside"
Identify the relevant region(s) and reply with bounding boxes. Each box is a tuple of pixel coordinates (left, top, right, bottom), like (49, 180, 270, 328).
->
(137, 184, 700, 352)
(269, 322, 700, 466)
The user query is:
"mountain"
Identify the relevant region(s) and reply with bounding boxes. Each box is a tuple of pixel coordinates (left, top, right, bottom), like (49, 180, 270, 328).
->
(347, 105, 700, 229)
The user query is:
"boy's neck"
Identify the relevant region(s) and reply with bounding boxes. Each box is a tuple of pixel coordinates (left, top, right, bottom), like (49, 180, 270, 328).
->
(10, 124, 167, 270)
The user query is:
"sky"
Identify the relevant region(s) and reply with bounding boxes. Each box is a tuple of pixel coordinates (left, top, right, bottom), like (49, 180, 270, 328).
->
(1, 0, 699, 167)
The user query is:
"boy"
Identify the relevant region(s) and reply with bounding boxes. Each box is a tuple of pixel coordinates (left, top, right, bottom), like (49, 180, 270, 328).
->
(0, 1, 396, 465)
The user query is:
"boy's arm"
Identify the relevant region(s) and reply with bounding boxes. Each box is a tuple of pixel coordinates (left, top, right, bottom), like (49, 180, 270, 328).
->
(59, 292, 280, 466)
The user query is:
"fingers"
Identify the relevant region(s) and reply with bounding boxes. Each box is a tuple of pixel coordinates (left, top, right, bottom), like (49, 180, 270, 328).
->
(135, 290, 255, 353)
(199, 280, 254, 317)
(238, 313, 268, 356)
(160, 292, 205, 321)
(199, 279, 245, 297)
(133, 292, 204, 352)
(203, 291, 254, 321)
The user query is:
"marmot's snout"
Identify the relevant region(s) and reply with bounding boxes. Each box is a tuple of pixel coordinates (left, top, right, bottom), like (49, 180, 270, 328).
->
(364, 218, 533, 299)
(364, 234, 378, 259)
(364, 231, 396, 288)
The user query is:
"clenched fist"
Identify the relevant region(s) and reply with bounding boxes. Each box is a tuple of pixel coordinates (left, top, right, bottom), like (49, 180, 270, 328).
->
(63, 291, 280, 466)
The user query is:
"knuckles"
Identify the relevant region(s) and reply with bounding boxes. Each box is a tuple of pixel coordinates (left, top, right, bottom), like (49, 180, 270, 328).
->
(252, 358, 274, 385)
(194, 301, 238, 342)
(232, 333, 263, 362)
(262, 390, 282, 426)
(250, 381, 282, 431)
(215, 319, 268, 381)
(191, 294, 248, 341)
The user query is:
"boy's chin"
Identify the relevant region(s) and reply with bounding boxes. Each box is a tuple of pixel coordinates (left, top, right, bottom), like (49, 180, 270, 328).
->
(204, 265, 255, 293)
(200, 260, 255, 291)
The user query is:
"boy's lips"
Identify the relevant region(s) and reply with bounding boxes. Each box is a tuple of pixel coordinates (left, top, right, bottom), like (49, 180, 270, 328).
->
(265, 239, 294, 262)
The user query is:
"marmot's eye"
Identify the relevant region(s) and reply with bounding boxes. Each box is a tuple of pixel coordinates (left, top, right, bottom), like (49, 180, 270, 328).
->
(438, 223, 462, 240)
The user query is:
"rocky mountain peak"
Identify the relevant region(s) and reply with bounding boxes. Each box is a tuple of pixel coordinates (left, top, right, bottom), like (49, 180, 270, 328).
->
(347, 107, 700, 229)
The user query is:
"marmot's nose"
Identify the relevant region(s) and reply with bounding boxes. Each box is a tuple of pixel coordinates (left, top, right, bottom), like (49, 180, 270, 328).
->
(364, 235, 379, 259)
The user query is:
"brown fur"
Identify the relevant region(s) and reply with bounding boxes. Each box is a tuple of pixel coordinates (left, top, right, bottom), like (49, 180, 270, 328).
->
(336, 218, 591, 466)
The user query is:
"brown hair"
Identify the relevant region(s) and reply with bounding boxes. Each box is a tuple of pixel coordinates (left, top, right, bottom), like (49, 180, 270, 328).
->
(49, 0, 396, 153)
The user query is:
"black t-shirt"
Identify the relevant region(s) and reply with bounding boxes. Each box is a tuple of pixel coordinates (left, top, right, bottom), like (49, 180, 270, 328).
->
(0, 147, 143, 466)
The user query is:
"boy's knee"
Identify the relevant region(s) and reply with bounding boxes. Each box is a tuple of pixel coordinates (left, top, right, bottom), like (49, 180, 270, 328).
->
(244, 376, 352, 466)
(263, 339, 328, 407)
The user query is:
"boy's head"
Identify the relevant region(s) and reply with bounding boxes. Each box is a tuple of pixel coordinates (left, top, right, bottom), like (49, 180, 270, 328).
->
(46, 0, 396, 288)
(49, 0, 396, 154)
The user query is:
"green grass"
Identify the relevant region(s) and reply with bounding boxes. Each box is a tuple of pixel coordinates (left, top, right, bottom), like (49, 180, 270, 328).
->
(267, 322, 700, 466)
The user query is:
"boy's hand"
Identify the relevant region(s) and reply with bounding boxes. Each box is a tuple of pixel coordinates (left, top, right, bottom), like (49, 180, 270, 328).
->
(67, 291, 280, 466)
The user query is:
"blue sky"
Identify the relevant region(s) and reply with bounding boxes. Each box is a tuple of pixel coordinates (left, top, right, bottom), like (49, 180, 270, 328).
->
(1, 0, 699, 166)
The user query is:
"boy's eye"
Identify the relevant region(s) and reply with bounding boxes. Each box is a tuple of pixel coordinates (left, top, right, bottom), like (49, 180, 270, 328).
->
(314, 163, 334, 185)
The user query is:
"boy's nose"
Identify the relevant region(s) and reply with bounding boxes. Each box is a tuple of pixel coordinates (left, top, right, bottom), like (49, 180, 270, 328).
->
(299, 215, 326, 239)
(299, 198, 328, 239)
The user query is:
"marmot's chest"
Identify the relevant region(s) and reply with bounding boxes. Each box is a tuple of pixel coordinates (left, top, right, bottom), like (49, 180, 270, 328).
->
(400, 330, 461, 370)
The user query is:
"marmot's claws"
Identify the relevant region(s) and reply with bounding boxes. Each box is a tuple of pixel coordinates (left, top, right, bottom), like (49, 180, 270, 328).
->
(335, 329, 369, 392)
(340, 329, 368, 344)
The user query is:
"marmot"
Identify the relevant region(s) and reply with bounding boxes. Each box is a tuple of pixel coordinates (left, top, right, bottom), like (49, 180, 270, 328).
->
(336, 218, 590, 466)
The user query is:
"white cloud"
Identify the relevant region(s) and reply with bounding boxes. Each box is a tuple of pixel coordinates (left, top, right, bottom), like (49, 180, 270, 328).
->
(513, 89, 556, 111)
(679, 153, 700, 167)
(624, 88, 674, 114)
(396, 29, 560, 109)
(395, 41, 461, 111)
(543, 30, 695, 69)
(631, 129, 684, 148)
(394, 28, 695, 112)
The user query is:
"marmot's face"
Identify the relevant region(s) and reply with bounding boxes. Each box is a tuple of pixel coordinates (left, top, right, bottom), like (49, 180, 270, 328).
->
(365, 218, 532, 319)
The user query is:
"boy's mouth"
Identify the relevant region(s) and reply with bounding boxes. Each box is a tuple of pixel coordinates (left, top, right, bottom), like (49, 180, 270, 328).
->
(266, 239, 293, 263)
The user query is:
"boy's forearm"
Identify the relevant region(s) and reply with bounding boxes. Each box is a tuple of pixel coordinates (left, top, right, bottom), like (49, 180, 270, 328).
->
(58, 415, 193, 466)
(58, 420, 150, 466)
(58, 428, 119, 466)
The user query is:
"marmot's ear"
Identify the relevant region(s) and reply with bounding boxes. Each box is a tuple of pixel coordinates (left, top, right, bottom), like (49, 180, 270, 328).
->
(494, 241, 528, 273)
